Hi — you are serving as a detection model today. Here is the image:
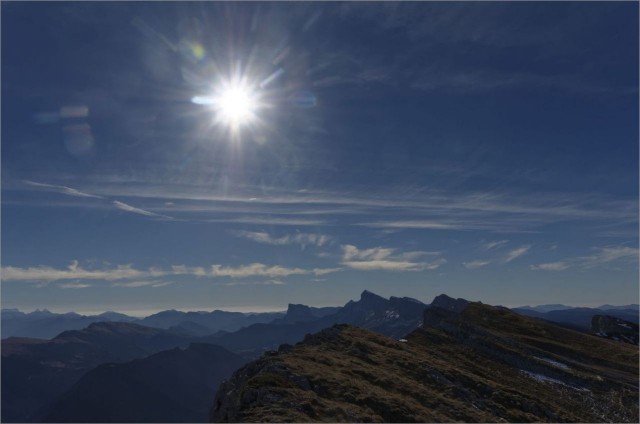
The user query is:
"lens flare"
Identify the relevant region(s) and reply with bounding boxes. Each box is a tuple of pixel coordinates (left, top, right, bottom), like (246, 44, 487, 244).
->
(192, 78, 261, 140)
(216, 85, 256, 127)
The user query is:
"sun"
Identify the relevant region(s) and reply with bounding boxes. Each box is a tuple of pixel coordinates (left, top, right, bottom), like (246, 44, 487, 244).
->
(209, 81, 259, 131)
(191, 77, 263, 140)
(216, 86, 255, 125)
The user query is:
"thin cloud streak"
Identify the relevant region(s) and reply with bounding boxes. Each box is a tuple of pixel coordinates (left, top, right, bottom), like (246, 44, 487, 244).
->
(0, 261, 341, 284)
(57, 282, 92, 289)
(205, 217, 326, 226)
(111, 280, 172, 288)
(11, 180, 638, 234)
(463, 260, 490, 269)
(503, 245, 531, 263)
(361, 221, 461, 230)
(340, 244, 445, 272)
(531, 245, 639, 271)
(224, 280, 287, 287)
(62, 180, 639, 221)
(483, 240, 509, 250)
(23, 180, 103, 199)
(530, 262, 570, 271)
(112, 200, 174, 220)
(232, 231, 332, 247)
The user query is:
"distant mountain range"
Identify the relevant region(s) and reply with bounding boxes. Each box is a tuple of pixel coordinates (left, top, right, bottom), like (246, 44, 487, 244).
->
(512, 306, 639, 330)
(139, 310, 284, 334)
(515, 303, 638, 313)
(3, 291, 638, 423)
(4, 300, 637, 340)
(1, 308, 284, 339)
(1, 309, 137, 339)
(212, 294, 639, 422)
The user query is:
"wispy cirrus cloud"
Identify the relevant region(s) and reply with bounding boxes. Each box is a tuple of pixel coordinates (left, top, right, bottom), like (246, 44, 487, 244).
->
(9, 177, 637, 234)
(341, 244, 445, 272)
(206, 217, 326, 226)
(170, 263, 339, 278)
(210, 263, 318, 278)
(224, 280, 287, 287)
(1, 260, 160, 282)
(463, 260, 490, 270)
(111, 280, 172, 288)
(483, 240, 509, 250)
(23, 180, 103, 199)
(360, 221, 461, 230)
(232, 231, 332, 247)
(112, 200, 173, 220)
(0, 261, 341, 285)
(18, 180, 176, 222)
(503, 245, 531, 263)
(580, 246, 639, 268)
(57, 282, 92, 289)
(463, 243, 530, 269)
(530, 262, 570, 271)
(531, 245, 639, 271)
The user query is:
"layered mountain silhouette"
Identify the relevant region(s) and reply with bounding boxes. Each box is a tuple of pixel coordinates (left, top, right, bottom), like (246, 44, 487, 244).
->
(211, 294, 639, 423)
(202, 291, 427, 355)
(1, 309, 137, 339)
(4, 291, 638, 423)
(512, 306, 639, 330)
(1, 308, 284, 339)
(139, 310, 284, 334)
(1, 322, 195, 422)
(40, 343, 247, 423)
(1, 291, 425, 422)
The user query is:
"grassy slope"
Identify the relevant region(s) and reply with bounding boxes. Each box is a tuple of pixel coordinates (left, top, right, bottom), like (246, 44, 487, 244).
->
(212, 303, 638, 423)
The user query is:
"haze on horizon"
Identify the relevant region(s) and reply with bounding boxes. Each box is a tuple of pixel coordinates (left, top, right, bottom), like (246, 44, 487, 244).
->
(2, 2, 638, 314)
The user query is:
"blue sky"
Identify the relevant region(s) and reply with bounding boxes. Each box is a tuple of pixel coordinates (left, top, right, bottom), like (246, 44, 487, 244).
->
(2, 2, 638, 315)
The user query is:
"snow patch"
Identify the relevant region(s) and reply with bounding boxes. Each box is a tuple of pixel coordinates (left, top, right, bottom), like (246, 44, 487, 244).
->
(520, 370, 590, 392)
(534, 356, 569, 370)
(384, 310, 400, 319)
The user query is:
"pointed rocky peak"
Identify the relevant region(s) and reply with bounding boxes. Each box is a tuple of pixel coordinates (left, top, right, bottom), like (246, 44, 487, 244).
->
(359, 290, 387, 305)
(430, 294, 470, 313)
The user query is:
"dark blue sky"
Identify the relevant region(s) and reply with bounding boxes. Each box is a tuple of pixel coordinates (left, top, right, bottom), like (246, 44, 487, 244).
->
(2, 2, 638, 315)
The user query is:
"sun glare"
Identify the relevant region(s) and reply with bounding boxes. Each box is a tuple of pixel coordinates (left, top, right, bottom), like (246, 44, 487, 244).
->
(214, 83, 258, 128)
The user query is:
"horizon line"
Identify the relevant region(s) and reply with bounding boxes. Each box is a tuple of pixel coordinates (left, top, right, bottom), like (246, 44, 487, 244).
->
(3, 298, 638, 318)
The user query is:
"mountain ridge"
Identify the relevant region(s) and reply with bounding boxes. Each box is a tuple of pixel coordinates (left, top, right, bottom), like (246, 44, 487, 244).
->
(211, 296, 639, 423)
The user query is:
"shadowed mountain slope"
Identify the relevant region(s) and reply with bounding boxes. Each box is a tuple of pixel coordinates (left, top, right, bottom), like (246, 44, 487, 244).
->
(211, 296, 639, 423)
(591, 315, 639, 345)
(1, 322, 195, 422)
(41, 343, 247, 423)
